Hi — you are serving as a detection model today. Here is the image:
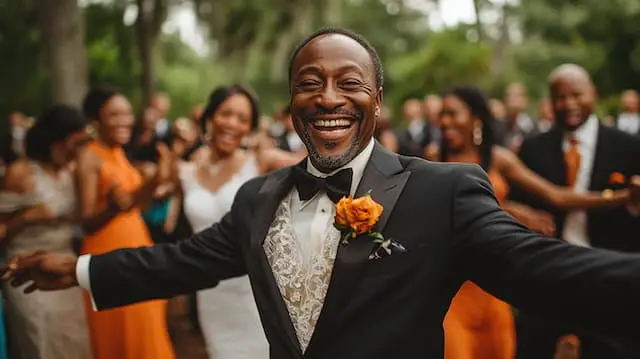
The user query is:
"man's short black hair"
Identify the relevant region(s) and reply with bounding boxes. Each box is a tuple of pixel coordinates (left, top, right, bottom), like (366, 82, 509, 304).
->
(288, 28, 384, 89)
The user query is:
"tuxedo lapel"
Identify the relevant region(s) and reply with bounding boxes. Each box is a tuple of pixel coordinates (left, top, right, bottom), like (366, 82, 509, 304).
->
(306, 144, 411, 352)
(249, 168, 302, 356)
(548, 128, 567, 185)
(588, 124, 612, 190)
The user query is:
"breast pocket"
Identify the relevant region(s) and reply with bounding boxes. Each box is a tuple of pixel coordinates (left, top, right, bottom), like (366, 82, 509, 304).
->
(361, 242, 427, 279)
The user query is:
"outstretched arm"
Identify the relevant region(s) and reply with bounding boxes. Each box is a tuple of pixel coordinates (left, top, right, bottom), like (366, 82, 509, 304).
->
(452, 164, 640, 343)
(2, 180, 250, 311)
(494, 146, 629, 210)
(88, 205, 245, 310)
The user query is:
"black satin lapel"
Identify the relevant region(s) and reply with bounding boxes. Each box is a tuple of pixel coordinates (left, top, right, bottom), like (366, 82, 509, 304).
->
(306, 144, 410, 353)
(248, 169, 302, 356)
(589, 124, 611, 190)
(549, 128, 567, 185)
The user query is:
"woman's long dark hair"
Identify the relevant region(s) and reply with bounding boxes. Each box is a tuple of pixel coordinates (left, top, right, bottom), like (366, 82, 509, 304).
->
(25, 105, 87, 162)
(440, 85, 496, 170)
(200, 85, 260, 133)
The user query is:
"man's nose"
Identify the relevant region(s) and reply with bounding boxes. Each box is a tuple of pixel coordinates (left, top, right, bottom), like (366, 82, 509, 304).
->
(316, 84, 347, 110)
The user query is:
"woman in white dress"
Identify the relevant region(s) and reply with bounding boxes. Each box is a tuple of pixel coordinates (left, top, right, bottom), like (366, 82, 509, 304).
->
(0, 105, 93, 359)
(174, 85, 303, 359)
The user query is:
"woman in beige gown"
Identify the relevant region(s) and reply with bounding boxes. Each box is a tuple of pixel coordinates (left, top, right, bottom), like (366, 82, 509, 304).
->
(0, 105, 92, 359)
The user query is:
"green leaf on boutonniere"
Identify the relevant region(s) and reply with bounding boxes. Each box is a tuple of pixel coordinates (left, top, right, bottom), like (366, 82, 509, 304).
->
(370, 231, 385, 243)
(341, 231, 353, 245)
(333, 223, 348, 231)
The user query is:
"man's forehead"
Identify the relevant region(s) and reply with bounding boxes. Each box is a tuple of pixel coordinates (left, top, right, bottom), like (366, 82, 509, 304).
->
(292, 34, 373, 74)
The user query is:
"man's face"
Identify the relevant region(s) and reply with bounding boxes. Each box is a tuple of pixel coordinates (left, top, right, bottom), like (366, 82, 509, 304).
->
(550, 75, 596, 131)
(423, 96, 442, 123)
(505, 83, 528, 117)
(152, 94, 170, 118)
(290, 34, 381, 173)
(621, 91, 639, 113)
(403, 99, 423, 121)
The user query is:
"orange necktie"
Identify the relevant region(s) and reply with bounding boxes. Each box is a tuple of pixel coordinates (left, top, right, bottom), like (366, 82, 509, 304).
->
(565, 137, 581, 188)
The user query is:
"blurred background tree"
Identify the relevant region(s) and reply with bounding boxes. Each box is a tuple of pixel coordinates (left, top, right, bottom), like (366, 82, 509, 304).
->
(1, 0, 639, 133)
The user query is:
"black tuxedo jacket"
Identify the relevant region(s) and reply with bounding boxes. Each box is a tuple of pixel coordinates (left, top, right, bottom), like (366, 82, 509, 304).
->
(510, 124, 640, 252)
(90, 143, 640, 359)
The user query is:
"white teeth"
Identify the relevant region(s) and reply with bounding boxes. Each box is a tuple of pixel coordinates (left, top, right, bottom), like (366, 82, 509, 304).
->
(313, 119, 352, 128)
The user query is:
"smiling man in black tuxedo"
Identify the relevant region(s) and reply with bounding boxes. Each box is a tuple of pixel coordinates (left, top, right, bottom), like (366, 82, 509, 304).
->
(3, 28, 640, 359)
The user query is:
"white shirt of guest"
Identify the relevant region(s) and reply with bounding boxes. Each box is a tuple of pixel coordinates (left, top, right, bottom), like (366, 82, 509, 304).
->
(408, 119, 426, 142)
(76, 138, 376, 307)
(561, 114, 599, 247)
(286, 132, 305, 153)
(617, 112, 640, 135)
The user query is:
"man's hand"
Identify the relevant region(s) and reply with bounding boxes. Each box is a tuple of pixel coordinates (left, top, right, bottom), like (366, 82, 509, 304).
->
(0, 251, 79, 293)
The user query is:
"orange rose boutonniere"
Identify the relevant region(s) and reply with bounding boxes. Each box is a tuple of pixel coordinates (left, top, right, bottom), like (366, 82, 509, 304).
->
(609, 172, 626, 185)
(334, 191, 406, 259)
(335, 191, 384, 241)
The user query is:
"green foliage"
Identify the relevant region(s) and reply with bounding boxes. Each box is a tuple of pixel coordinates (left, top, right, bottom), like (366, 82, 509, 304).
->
(0, 1, 48, 133)
(85, 3, 141, 105)
(2, 0, 639, 131)
(386, 28, 491, 112)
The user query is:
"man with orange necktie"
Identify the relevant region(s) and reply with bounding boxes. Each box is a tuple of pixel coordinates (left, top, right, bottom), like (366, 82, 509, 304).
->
(511, 64, 640, 359)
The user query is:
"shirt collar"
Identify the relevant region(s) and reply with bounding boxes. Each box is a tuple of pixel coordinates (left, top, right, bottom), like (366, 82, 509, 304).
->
(306, 138, 375, 195)
(565, 113, 598, 149)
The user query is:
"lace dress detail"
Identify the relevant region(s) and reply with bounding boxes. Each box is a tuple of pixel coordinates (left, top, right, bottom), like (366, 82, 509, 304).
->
(1, 162, 92, 359)
(263, 192, 340, 351)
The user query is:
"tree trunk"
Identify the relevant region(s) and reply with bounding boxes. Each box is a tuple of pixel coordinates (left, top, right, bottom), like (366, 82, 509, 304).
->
(490, 4, 511, 76)
(136, 0, 155, 106)
(472, 0, 484, 42)
(39, 0, 88, 108)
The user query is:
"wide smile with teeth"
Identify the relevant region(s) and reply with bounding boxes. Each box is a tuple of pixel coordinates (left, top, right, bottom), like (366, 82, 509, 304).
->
(312, 119, 354, 130)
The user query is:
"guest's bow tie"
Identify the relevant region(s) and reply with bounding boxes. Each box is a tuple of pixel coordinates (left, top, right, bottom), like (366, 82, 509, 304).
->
(292, 166, 353, 203)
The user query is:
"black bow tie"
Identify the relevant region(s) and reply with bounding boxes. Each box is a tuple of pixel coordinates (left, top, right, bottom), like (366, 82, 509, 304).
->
(292, 165, 353, 203)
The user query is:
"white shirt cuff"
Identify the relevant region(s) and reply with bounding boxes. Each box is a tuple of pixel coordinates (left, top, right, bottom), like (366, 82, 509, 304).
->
(76, 254, 97, 310)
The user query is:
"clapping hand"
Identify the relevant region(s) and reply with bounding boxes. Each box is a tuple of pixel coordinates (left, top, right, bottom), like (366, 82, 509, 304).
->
(0, 251, 78, 293)
(155, 142, 176, 184)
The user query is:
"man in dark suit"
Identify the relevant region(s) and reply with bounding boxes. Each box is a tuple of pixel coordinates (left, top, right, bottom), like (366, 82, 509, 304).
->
(510, 64, 640, 359)
(3, 30, 640, 359)
(615, 89, 639, 136)
(396, 98, 432, 157)
(270, 105, 305, 153)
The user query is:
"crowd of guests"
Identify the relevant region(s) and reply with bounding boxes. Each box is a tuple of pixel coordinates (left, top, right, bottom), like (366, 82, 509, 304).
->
(0, 66, 638, 359)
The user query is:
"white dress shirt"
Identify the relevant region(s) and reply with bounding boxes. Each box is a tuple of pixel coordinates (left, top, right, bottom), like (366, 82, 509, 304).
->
(76, 139, 375, 308)
(617, 112, 640, 135)
(561, 114, 598, 247)
(408, 119, 426, 143)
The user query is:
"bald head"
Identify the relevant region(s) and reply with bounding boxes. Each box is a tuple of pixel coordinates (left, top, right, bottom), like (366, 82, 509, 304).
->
(548, 64, 596, 131)
(548, 64, 593, 86)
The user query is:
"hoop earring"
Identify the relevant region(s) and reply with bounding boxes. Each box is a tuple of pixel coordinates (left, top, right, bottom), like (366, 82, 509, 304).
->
(473, 123, 483, 146)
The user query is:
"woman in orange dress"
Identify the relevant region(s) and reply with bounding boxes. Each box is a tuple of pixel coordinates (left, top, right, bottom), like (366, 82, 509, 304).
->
(77, 86, 175, 359)
(428, 86, 632, 359)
